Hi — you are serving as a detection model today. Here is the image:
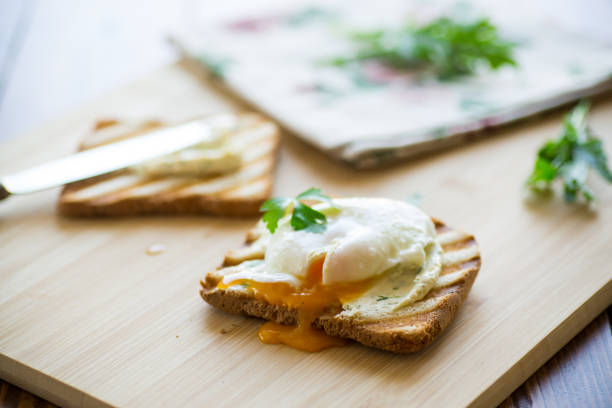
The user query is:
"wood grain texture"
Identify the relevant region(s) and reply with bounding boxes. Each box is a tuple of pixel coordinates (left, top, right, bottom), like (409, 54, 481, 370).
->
(1, 380, 58, 408)
(1, 62, 611, 408)
(1, 309, 610, 408)
(500, 308, 612, 408)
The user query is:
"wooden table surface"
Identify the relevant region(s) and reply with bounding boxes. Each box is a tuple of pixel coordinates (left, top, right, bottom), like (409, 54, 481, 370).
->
(1, 1, 611, 407)
(1, 311, 610, 407)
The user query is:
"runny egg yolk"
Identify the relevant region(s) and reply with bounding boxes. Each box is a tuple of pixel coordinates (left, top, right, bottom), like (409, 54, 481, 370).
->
(217, 257, 373, 352)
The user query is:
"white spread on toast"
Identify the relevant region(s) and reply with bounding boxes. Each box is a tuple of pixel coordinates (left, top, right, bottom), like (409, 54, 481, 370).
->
(131, 127, 243, 177)
(130, 120, 277, 178)
(220, 260, 300, 287)
(218, 198, 462, 319)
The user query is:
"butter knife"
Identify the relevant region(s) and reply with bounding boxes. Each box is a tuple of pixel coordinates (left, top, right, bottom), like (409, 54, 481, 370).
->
(0, 114, 237, 201)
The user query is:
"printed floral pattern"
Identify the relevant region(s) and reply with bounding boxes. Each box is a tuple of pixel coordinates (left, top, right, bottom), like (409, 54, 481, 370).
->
(174, 0, 612, 168)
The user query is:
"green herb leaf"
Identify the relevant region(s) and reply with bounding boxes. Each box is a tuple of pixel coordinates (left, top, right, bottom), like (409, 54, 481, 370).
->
(527, 157, 557, 187)
(260, 197, 291, 233)
(260, 188, 334, 234)
(290, 202, 327, 232)
(376, 295, 400, 301)
(329, 17, 517, 79)
(581, 139, 612, 182)
(526, 100, 612, 202)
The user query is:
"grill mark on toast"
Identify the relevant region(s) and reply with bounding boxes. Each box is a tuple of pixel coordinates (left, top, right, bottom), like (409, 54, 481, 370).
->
(218, 167, 267, 197)
(442, 244, 480, 267)
(63, 174, 155, 202)
(437, 258, 481, 287)
(440, 257, 481, 275)
(172, 159, 271, 197)
(242, 140, 277, 163)
(245, 229, 263, 243)
(62, 168, 133, 192)
(202, 157, 273, 198)
(233, 122, 276, 145)
(222, 177, 270, 199)
(441, 236, 476, 252)
(104, 178, 190, 199)
(355, 299, 446, 330)
(93, 119, 119, 131)
(433, 219, 451, 233)
(128, 156, 272, 201)
(437, 229, 469, 245)
(224, 247, 265, 267)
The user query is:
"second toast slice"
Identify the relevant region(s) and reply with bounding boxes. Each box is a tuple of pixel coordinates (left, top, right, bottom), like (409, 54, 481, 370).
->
(58, 113, 280, 217)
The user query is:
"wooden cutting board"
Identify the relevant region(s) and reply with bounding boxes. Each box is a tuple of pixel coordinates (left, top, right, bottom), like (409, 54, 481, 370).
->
(1, 61, 611, 408)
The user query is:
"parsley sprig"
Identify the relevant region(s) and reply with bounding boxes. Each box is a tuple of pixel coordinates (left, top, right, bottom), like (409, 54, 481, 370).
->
(260, 188, 334, 234)
(329, 17, 517, 79)
(527, 101, 612, 202)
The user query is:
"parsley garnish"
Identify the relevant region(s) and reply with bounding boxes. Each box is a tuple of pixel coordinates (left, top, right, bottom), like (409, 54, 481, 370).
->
(329, 17, 517, 79)
(376, 295, 400, 301)
(526, 101, 612, 202)
(260, 188, 334, 234)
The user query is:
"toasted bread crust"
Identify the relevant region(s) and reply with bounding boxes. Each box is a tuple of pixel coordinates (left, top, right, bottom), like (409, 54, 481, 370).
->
(317, 271, 478, 353)
(59, 180, 269, 217)
(57, 113, 279, 217)
(201, 219, 481, 353)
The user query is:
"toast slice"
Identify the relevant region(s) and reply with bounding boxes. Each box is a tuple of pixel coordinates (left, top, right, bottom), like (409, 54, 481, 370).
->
(201, 218, 481, 353)
(58, 113, 280, 217)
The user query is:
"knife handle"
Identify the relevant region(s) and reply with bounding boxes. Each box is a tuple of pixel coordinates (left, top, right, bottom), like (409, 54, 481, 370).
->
(0, 183, 10, 201)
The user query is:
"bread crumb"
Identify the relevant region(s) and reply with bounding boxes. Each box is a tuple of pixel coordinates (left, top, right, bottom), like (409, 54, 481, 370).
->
(220, 324, 238, 334)
(146, 243, 166, 255)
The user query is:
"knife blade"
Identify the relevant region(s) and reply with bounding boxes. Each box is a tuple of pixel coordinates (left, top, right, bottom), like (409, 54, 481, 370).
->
(0, 114, 237, 200)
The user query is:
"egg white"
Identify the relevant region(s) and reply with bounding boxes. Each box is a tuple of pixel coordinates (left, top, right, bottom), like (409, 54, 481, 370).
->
(222, 198, 443, 314)
(266, 198, 438, 283)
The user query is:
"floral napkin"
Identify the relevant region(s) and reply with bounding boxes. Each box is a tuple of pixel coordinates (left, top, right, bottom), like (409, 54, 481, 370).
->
(173, 0, 612, 168)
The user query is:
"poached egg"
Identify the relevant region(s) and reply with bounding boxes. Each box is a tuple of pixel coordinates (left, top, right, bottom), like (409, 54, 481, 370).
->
(218, 197, 443, 351)
(265, 197, 438, 285)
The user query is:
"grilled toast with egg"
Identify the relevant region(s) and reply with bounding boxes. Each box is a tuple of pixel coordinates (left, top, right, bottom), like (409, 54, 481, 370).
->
(58, 113, 280, 217)
(201, 210, 481, 354)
